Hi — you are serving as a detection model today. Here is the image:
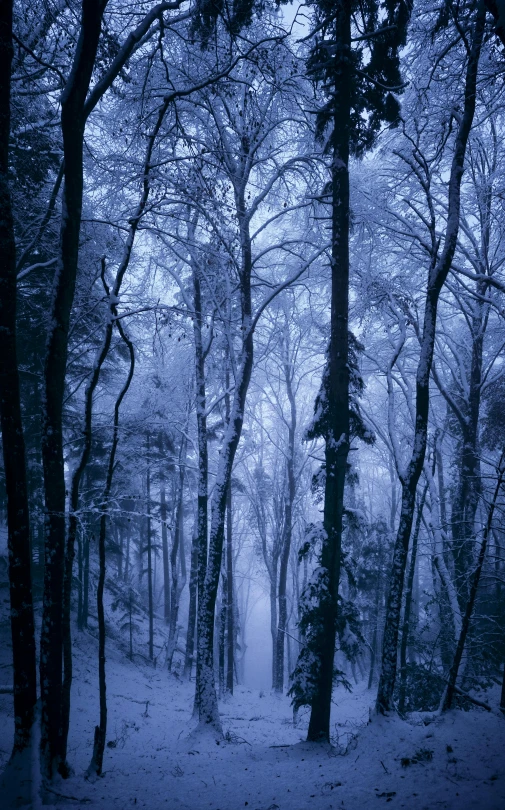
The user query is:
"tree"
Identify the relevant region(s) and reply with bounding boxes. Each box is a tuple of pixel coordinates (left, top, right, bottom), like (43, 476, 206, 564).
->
(0, 0, 37, 770)
(285, 0, 411, 740)
(376, 0, 487, 714)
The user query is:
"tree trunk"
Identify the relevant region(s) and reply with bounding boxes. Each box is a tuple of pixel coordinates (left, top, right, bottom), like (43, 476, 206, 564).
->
(226, 480, 234, 694)
(195, 186, 254, 730)
(376, 6, 485, 715)
(167, 437, 186, 670)
(129, 592, 134, 661)
(0, 0, 37, 757)
(87, 317, 135, 777)
(184, 525, 199, 678)
(270, 575, 278, 688)
(192, 254, 209, 710)
(398, 483, 427, 712)
(218, 586, 226, 694)
(39, 0, 104, 777)
(442, 452, 505, 711)
(451, 294, 485, 609)
(274, 347, 297, 694)
(146, 434, 154, 662)
(159, 438, 171, 626)
(307, 0, 351, 743)
(82, 532, 90, 629)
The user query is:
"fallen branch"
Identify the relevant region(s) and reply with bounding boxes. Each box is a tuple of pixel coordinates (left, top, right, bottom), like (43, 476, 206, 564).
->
(448, 682, 493, 713)
(45, 786, 91, 803)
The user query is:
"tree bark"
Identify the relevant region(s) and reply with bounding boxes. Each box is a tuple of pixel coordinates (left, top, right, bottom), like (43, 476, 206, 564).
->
(0, 0, 37, 756)
(184, 525, 199, 678)
(398, 482, 427, 712)
(226, 480, 234, 694)
(376, 4, 485, 715)
(192, 254, 209, 708)
(195, 175, 254, 730)
(146, 433, 154, 662)
(307, 0, 351, 743)
(167, 436, 186, 670)
(87, 317, 135, 777)
(274, 346, 297, 694)
(159, 436, 171, 626)
(442, 451, 505, 711)
(39, 0, 105, 778)
(451, 288, 485, 609)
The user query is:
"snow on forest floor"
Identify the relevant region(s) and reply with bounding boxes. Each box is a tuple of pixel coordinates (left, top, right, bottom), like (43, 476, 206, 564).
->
(1, 627, 505, 809)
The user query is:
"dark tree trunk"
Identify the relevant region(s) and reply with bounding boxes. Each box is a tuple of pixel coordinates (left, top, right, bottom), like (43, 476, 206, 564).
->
(274, 349, 297, 694)
(0, 0, 37, 756)
(196, 179, 254, 730)
(270, 574, 278, 688)
(192, 255, 209, 708)
(128, 592, 134, 661)
(218, 587, 226, 694)
(376, 6, 485, 715)
(451, 294, 485, 609)
(367, 597, 380, 690)
(159, 437, 171, 626)
(61, 96, 162, 749)
(442, 452, 505, 711)
(501, 661, 505, 715)
(184, 526, 199, 678)
(39, 0, 104, 778)
(77, 527, 83, 630)
(82, 532, 90, 629)
(398, 483, 427, 712)
(226, 481, 234, 694)
(87, 318, 135, 778)
(167, 436, 187, 670)
(307, 0, 351, 743)
(146, 434, 154, 662)
(61, 257, 115, 767)
(124, 525, 130, 582)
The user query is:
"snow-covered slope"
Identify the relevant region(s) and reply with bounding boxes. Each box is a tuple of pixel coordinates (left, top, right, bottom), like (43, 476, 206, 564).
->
(2, 625, 504, 809)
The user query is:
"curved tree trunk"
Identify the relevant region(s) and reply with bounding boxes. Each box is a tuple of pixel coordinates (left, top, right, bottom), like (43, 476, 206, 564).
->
(39, 0, 104, 778)
(376, 5, 485, 714)
(195, 175, 254, 729)
(87, 318, 135, 778)
(442, 452, 505, 711)
(60, 86, 168, 757)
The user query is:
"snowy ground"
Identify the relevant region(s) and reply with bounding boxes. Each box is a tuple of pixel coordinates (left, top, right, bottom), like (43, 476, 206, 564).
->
(1, 625, 505, 809)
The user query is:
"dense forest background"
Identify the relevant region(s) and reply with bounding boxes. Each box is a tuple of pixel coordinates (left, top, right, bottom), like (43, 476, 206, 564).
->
(1, 0, 505, 804)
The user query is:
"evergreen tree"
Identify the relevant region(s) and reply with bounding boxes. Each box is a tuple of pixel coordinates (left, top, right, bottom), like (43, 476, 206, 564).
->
(288, 0, 410, 741)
